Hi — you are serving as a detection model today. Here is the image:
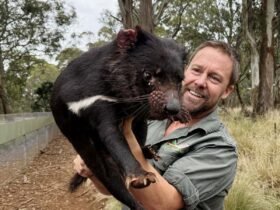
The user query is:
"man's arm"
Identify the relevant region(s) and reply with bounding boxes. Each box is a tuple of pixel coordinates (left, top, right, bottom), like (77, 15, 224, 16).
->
(123, 118, 185, 210)
(73, 155, 110, 195)
(73, 118, 185, 209)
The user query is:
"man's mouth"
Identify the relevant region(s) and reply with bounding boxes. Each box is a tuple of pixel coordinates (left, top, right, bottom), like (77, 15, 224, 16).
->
(189, 90, 207, 99)
(189, 90, 204, 98)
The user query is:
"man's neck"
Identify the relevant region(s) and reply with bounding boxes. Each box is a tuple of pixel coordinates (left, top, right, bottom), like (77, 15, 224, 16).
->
(164, 120, 187, 136)
(164, 109, 216, 136)
(189, 107, 217, 125)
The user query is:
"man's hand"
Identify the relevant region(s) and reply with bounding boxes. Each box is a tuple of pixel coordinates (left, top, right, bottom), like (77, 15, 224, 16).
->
(73, 155, 110, 195)
(73, 155, 93, 178)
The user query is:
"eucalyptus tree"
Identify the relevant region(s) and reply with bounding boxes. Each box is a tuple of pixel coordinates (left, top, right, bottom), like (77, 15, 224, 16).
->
(56, 47, 83, 70)
(101, 0, 168, 33)
(6, 56, 59, 112)
(256, 0, 275, 114)
(242, 0, 277, 114)
(0, 0, 76, 113)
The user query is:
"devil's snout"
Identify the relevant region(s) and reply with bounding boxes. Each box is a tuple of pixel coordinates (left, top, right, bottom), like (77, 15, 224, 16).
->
(164, 98, 180, 115)
(149, 90, 186, 120)
(164, 90, 181, 115)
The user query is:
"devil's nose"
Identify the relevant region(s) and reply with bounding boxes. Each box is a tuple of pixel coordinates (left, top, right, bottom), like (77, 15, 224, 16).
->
(164, 100, 180, 115)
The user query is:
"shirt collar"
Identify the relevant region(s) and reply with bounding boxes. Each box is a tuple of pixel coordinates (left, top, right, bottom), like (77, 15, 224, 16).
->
(147, 109, 221, 146)
(188, 109, 221, 134)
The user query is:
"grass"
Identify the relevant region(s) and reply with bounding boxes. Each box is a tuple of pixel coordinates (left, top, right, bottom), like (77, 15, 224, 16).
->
(221, 108, 280, 210)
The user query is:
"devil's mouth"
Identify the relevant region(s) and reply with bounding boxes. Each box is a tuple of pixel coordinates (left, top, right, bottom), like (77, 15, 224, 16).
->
(148, 90, 190, 123)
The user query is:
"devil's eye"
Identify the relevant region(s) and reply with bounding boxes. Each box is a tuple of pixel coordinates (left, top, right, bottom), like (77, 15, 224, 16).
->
(143, 71, 152, 81)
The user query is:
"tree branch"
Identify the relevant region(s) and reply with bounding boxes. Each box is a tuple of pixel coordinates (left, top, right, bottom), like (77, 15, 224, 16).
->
(153, 0, 170, 26)
(109, 14, 122, 23)
(172, 1, 189, 38)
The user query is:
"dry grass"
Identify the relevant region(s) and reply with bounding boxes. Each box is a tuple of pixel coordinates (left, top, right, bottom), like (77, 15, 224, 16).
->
(221, 108, 280, 210)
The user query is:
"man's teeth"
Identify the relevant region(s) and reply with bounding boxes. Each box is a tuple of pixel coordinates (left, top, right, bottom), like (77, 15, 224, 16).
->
(190, 90, 203, 98)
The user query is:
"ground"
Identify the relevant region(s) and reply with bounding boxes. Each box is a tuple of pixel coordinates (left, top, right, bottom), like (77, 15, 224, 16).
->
(0, 135, 120, 210)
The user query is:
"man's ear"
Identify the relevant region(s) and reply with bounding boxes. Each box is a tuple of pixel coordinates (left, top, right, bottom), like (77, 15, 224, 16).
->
(116, 26, 148, 53)
(221, 85, 234, 99)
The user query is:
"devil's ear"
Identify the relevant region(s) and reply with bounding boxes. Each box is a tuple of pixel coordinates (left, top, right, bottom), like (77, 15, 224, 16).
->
(116, 28, 137, 51)
(181, 46, 189, 65)
(116, 26, 148, 52)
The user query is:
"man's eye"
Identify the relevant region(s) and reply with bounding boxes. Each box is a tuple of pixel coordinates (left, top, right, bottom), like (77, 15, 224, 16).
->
(192, 68, 201, 74)
(209, 75, 221, 84)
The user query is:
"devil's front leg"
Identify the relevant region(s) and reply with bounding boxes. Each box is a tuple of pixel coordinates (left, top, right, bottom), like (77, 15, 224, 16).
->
(86, 102, 156, 188)
(131, 116, 148, 147)
(132, 117, 160, 161)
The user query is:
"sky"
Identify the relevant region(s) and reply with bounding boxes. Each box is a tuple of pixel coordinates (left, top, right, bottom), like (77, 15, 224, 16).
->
(65, 0, 119, 47)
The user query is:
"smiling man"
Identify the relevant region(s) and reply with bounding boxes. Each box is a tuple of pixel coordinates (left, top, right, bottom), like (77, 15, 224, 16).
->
(74, 40, 239, 210)
(181, 43, 236, 122)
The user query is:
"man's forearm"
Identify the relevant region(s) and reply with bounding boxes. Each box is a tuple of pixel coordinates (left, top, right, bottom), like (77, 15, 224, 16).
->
(129, 160, 184, 210)
(123, 118, 184, 210)
(88, 175, 111, 195)
(73, 155, 111, 195)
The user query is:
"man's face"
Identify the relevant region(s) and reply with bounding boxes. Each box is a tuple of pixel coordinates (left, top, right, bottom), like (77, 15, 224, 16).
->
(182, 47, 234, 118)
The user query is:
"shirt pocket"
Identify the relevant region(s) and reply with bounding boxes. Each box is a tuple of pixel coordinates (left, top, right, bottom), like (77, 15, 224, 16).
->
(154, 141, 189, 172)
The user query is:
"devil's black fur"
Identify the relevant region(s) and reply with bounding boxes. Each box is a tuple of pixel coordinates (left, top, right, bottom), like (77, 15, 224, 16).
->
(50, 26, 187, 210)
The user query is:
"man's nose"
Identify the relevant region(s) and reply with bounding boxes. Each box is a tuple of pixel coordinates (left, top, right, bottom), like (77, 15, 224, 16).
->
(195, 74, 207, 88)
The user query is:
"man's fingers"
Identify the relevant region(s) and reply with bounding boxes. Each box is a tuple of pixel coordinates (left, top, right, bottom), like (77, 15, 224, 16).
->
(73, 155, 93, 178)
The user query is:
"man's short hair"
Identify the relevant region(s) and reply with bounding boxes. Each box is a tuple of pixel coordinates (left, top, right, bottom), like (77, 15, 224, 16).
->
(188, 41, 240, 86)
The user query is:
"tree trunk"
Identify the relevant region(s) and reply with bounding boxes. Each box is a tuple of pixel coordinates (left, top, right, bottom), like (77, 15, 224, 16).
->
(118, 0, 155, 33)
(275, 65, 280, 108)
(0, 50, 12, 114)
(256, 0, 275, 114)
(235, 83, 247, 111)
(118, 0, 134, 28)
(243, 0, 260, 112)
(274, 3, 280, 108)
(139, 0, 154, 33)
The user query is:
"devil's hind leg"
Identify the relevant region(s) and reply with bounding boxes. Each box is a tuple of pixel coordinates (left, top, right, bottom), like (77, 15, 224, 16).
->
(93, 148, 145, 210)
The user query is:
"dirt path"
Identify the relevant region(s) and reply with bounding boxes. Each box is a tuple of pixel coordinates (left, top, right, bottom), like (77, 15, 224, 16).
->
(0, 135, 117, 210)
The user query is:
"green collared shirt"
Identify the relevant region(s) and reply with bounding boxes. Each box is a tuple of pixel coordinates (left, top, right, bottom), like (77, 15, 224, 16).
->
(146, 110, 238, 210)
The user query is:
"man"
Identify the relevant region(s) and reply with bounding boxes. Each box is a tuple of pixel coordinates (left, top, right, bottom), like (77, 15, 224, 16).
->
(74, 40, 239, 210)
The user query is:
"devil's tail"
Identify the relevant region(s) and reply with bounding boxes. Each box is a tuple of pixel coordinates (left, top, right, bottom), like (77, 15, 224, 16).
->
(69, 173, 87, 192)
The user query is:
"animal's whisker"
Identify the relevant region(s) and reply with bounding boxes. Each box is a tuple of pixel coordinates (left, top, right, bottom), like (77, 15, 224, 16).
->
(130, 103, 149, 120)
(96, 94, 150, 103)
(116, 96, 149, 103)
(107, 103, 148, 123)
(125, 103, 147, 116)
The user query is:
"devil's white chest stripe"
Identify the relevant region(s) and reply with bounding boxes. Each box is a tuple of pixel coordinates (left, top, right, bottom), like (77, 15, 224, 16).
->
(67, 95, 117, 115)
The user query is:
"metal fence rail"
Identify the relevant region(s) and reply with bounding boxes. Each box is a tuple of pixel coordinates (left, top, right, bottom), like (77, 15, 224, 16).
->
(0, 112, 56, 145)
(0, 112, 51, 122)
(0, 112, 60, 185)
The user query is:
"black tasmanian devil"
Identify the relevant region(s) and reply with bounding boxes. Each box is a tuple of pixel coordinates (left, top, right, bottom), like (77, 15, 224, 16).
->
(50, 26, 189, 210)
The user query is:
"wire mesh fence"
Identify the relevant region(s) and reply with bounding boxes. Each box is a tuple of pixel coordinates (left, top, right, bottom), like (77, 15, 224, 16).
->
(0, 112, 60, 185)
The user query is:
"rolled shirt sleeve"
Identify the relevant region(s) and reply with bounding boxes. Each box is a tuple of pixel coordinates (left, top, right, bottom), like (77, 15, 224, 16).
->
(162, 143, 237, 210)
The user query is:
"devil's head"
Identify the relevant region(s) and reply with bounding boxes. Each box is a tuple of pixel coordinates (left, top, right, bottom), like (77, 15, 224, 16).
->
(106, 26, 189, 123)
